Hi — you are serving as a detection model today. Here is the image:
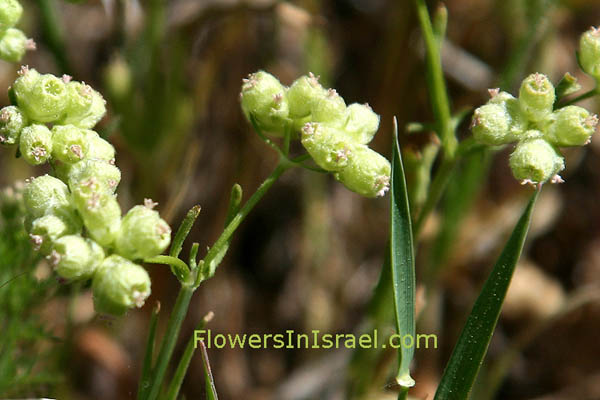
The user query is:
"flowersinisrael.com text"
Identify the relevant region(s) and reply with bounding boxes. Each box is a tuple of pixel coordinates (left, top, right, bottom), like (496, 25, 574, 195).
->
(194, 329, 437, 350)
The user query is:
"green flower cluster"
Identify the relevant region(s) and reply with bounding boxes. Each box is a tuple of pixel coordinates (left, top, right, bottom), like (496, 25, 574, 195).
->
(471, 74, 597, 185)
(0, 68, 172, 316)
(240, 71, 391, 198)
(0, 0, 34, 62)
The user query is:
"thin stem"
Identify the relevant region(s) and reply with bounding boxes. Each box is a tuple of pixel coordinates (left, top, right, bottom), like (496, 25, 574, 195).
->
(145, 255, 189, 283)
(413, 157, 456, 239)
(198, 160, 293, 285)
(35, 0, 72, 74)
(144, 285, 194, 400)
(138, 302, 160, 400)
(558, 87, 598, 108)
(413, 0, 456, 157)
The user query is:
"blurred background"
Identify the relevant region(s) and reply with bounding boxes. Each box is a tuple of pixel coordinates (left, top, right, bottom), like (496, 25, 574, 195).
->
(1, 0, 600, 399)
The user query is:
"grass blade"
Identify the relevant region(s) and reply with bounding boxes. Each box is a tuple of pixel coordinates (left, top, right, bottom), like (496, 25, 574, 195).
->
(138, 302, 161, 400)
(199, 340, 218, 400)
(164, 312, 214, 400)
(434, 190, 539, 400)
(390, 118, 416, 390)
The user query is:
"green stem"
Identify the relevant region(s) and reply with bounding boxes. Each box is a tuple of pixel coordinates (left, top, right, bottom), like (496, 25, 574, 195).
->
(35, 0, 72, 74)
(198, 159, 293, 284)
(164, 316, 211, 400)
(413, 157, 456, 239)
(144, 285, 194, 400)
(558, 87, 598, 108)
(144, 255, 190, 282)
(413, 0, 456, 157)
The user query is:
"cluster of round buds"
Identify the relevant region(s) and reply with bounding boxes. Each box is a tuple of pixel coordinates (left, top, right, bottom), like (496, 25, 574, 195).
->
(240, 71, 390, 198)
(471, 73, 597, 185)
(0, 0, 34, 62)
(1, 68, 172, 316)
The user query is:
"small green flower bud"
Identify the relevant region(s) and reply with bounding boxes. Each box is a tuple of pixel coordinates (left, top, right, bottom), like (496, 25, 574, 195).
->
(310, 88, 346, 126)
(103, 56, 132, 103)
(12, 66, 40, 100)
(83, 130, 115, 162)
(0, 28, 32, 62)
(509, 138, 564, 184)
(92, 254, 151, 315)
(518, 73, 555, 122)
(60, 81, 95, 125)
(23, 174, 71, 219)
(240, 70, 289, 136)
(579, 27, 600, 79)
(50, 234, 95, 281)
(73, 189, 121, 247)
(19, 124, 53, 165)
(300, 122, 352, 171)
(343, 103, 380, 144)
(17, 73, 68, 123)
(334, 145, 391, 198)
(61, 86, 106, 129)
(471, 103, 513, 145)
(29, 214, 72, 254)
(545, 105, 598, 147)
(0, 0, 23, 31)
(116, 202, 171, 260)
(286, 73, 327, 118)
(51, 124, 88, 163)
(68, 159, 121, 194)
(0, 105, 27, 146)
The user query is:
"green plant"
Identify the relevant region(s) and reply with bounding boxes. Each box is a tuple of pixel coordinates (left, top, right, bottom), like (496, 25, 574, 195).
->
(0, 0, 34, 62)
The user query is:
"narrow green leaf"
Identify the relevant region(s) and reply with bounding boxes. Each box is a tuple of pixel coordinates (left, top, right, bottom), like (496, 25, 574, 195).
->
(170, 205, 202, 259)
(434, 190, 539, 400)
(138, 302, 161, 400)
(199, 340, 219, 400)
(390, 118, 416, 389)
(225, 184, 243, 227)
(165, 313, 213, 400)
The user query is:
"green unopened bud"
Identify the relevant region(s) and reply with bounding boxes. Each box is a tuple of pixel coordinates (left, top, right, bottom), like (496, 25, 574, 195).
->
(545, 105, 598, 147)
(240, 70, 289, 136)
(0, 0, 23, 31)
(62, 86, 106, 129)
(51, 124, 88, 163)
(17, 73, 68, 123)
(311, 88, 346, 126)
(509, 138, 564, 184)
(334, 145, 391, 198)
(579, 27, 600, 80)
(73, 189, 121, 247)
(12, 66, 40, 101)
(92, 254, 151, 315)
(68, 159, 120, 195)
(0, 105, 27, 146)
(23, 174, 71, 219)
(83, 130, 115, 162)
(60, 81, 95, 126)
(29, 214, 73, 254)
(19, 124, 52, 165)
(116, 202, 171, 260)
(286, 73, 327, 118)
(0, 28, 33, 62)
(50, 235, 96, 281)
(471, 103, 514, 145)
(519, 73, 555, 122)
(343, 103, 380, 144)
(300, 122, 352, 171)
